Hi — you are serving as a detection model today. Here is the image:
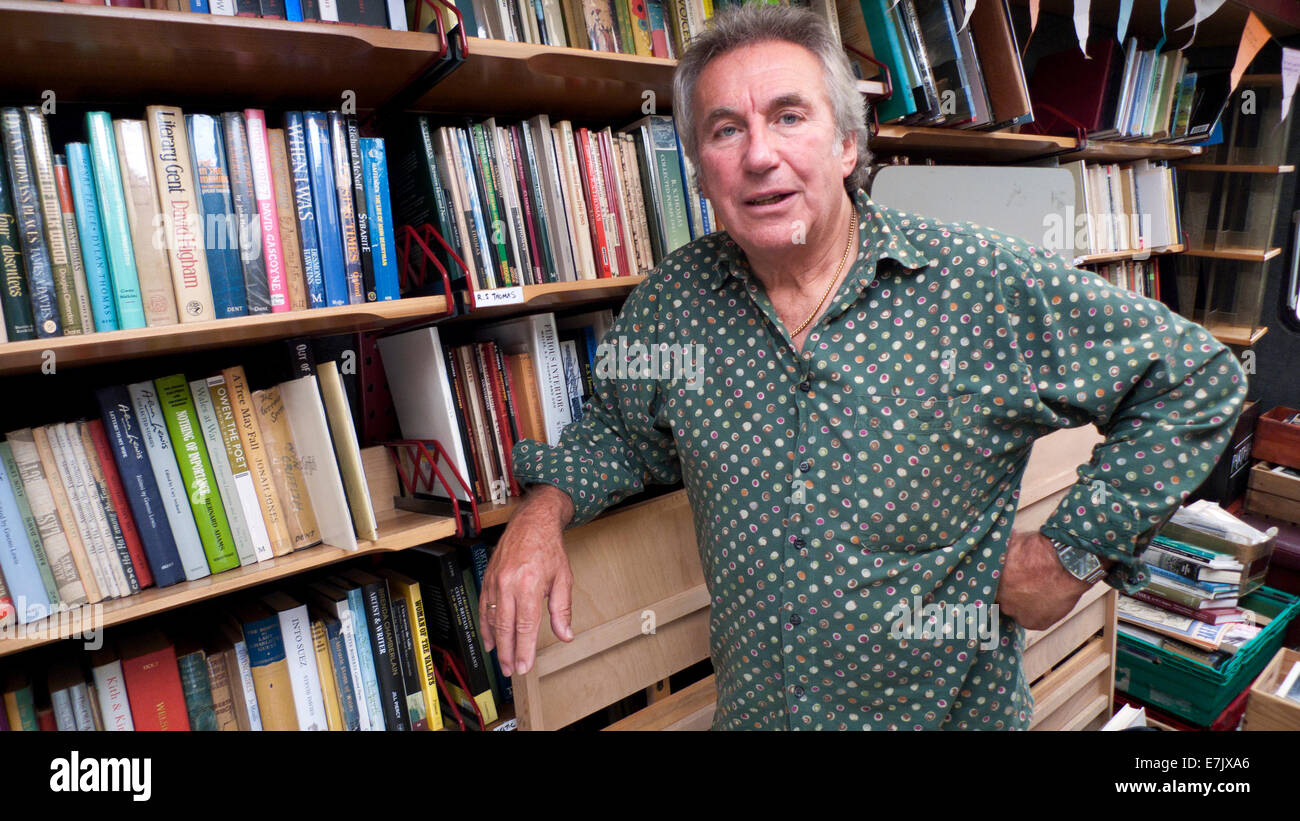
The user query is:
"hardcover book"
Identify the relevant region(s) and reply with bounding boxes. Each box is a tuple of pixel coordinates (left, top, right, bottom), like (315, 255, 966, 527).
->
(145, 106, 216, 322)
(84, 112, 146, 328)
(186, 113, 249, 318)
(118, 631, 192, 731)
(64, 143, 119, 331)
(114, 118, 180, 327)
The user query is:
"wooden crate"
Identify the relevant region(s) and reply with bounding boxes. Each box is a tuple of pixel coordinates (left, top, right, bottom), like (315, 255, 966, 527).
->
(1243, 647, 1300, 730)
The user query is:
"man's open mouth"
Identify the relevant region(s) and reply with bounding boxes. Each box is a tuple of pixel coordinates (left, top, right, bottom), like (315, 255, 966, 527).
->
(746, 192, 793, 206)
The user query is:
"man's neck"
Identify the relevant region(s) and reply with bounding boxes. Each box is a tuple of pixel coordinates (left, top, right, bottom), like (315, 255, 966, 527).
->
(743, 193, 857, 295)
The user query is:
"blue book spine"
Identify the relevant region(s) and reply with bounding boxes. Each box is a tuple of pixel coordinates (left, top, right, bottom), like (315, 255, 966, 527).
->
(284, 113, 326, 309)
(0, 451, 51, 624)
(455, 127, 496, 284)
(284, 0, 303, 20)
(1, 107, 61, 338)
(360, 138, 400, 302)
(343, 584, 385, 731)
(189, 0, 210, 10)
(65, 143, 119, 332)
(304, 112, 348, 307)
(85, 112, 147, 329)
(94, 385, 186, 588)
(326, 619, 361, 731)
(242, 614, 287, 668)
(186, 114, 247, 318)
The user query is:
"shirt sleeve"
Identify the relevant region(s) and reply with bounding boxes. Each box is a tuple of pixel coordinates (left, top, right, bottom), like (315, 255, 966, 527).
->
(992, 244, 1249, 594)
(511, 277, 683, 528)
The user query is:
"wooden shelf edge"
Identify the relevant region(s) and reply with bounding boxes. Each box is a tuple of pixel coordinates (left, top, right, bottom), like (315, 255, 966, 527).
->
(1207, 325, 1269, 347)
(457, 276, 644, 321)
(1183, 247, 1283, 262)
(0, 509, 456, 658)
(1177, 164, 1296, 174)
(1075, 244, 1185, 265)
(0, 295, 448, 376)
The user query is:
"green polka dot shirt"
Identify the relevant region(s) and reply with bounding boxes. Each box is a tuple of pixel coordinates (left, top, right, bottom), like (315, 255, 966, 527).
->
(512, 189, 1249, 730)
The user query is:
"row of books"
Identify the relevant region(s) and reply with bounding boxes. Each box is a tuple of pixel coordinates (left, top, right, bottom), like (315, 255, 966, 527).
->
(1064, 158, 1181, 259)
(0, 354, 377, 625)
(1116, 501, 1276, 670)
(1030, 36, 1230, 145)
(395, 114, 709, 292)
(0, 106, 401, 344)
(1087, 257, 1162, 301)
(839, 0, 1032, 130)
(65, 0, 412, 30)
(381, 309, 612, 506)
(1, 541, 509, 730)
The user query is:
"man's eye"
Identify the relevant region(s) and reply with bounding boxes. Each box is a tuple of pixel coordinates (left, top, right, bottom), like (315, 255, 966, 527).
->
(716, 125, 738, 138)
(779, 113, 802, 125)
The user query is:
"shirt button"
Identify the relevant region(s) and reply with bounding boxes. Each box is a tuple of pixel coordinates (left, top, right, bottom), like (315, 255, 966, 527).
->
(793, 686, 805, 698)
(789, 614, 802, 626)
(793, 538, 805, 549)
(798, 379, 812, 392)
(798, 460, 811, 473)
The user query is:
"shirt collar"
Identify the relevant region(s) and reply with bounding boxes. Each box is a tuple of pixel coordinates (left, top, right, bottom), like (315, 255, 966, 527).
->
(707, 189, 937, 291)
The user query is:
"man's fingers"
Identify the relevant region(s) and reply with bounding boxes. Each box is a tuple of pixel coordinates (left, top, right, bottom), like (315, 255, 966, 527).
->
(513, 593, 544, 676)
(491, 595, 518, 678)
(548, 571, 574, 642)
(479, 579, 498, 654)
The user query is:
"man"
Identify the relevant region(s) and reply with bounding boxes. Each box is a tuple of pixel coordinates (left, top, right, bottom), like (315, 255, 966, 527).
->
(482, 5, 1248, 729)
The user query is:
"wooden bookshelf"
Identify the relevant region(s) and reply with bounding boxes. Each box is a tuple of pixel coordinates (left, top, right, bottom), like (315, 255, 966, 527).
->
(870, 124, 1075, 162)
(1183, 247, 1284, 262)
(0, 295, 449, 377)
(476, 499, 522, 529)
(448, 277, 645, 322)
(1177, 164, 1296, 174)
(1063, 140, 1205, 163)
(0, 508, 458, 658)
(1205, 324, 1269, 347)
(1075, 244, 1185, 266)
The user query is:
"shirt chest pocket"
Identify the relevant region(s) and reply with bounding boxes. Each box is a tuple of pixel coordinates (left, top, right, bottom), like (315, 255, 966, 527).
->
(851, 393, 995, 552)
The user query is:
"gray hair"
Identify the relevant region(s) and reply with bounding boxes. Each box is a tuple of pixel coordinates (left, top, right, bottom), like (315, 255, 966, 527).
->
(672, 4, 873, 194)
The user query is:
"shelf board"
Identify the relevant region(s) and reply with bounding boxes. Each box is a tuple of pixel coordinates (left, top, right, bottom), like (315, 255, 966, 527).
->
(0, 0, 442, 108)
(1061, 140, 1206, 163)
(450, 276, 644, 322)
(0, 295, 449, 377)
(1183, 247, 1283, 262)
(1177, 164, 1296, 174)
(0, 509, 457, 658)
(1206, 324, 1269, 347)
(476, 499, 521, 529)
(1075, 244, 1185, 265)
(413, 37, 677, 120)
(871, 125, 1075, 161)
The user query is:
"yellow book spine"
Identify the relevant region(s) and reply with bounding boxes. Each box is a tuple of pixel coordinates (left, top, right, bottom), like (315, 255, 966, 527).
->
(311, 620, 345, 731)
(222, 366, 294, 557)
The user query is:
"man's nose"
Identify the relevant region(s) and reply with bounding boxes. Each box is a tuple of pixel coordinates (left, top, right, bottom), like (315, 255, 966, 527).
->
(741, 124, 780, 173)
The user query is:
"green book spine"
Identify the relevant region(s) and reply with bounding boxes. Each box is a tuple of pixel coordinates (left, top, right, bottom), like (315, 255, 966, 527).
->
(85, 112, 147, 329)
(22, 108, 84, 335)
(14, 685, 38, 731)
(0, 146, 36, 341)
(0, 442, 59, 606)
(469, 123, 513, 286)
(154, 373, 239, 573)
(177, 650, 219, 731)
(647, 118, 691, 252)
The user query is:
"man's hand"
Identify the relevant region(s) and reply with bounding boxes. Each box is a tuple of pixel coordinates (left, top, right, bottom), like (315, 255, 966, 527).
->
(995, 531, 1097, 631)
(479, 484, 576, 677)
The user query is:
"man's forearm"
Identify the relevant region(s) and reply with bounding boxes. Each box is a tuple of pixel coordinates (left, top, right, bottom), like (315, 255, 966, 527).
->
(516, 483, 576, 531)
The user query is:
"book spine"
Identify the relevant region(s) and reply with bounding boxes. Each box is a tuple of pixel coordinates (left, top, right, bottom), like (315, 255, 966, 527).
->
(145, 106, 216, 322)
(1, 108, 61, 337)
(69, 682, 96, 731)
(555, 123, 596, 277)
(361, 578, 409, 731)
(84, 113, 146, 328)
(304, 112, 349, 307)
(189, 378, 258, 567)
(204, 651, 239, 730)
(76, 422, 145, 594)
(63, 143, 119, 331)
(268, 129, 309, 311)
(360, 138, 400, 301)
(6, 430, 87, 605)
(24, 109, 88, 334)
(0, 442, 60, 606)
(185, 114, 248, 318)
(284, 0, 304, 19)
(252, 386, 320, 550)
(386, 596, 426, 729)
(443, 344, 485, 501)
(345, 117, 376, 302)
(28, 427, 103, 604)
(222, 366, 293, 557)
(329, 598, 370, 730)
(436, 549, 497, 722)
(518, 122, 560, 281)
(220, 112, 272, 315)
(51, 688, 77, 731)
(598, 129, 632, 276)
(92, 387, 186, 587)
(325, 619, 361, 730)
(507, 125, 546, 283)
(91, 659, 134, 730)
(114, 119, 180, 327)
(231, 638, 263, 730)
(341, 585, 386, 730)
(177, 650, 219, 730)
(284, 113, 326, 309)
(465, 541, 512, 701)
(0, 444, 52, 622)
(397, 118, 453, 280)
(127, 381, 212, 581)
(277, 604, 328, 730)
(492, 126, 532, 284)
(244, 110, 290, 313)
(328, 113, 364, 304)
(399, 580, 444, 729)
(0, 140, 37, 340)
(575, 127, 613, 277)
(311, 619, 344, 730)
(241, 615, 299, 730)
(88, 419, 154, 589)
(51, 422, 129, 599)
(531, 313, 572, 444)
(206, 376, 274, 563)
(451, 127, 497, 288)
(154, 373, 240, 573)
(53, 155, 102, 335)
(469, 123, 513, 285)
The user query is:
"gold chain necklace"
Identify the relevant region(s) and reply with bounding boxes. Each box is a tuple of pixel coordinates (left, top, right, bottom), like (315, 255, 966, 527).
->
(788, 212, 857, 338)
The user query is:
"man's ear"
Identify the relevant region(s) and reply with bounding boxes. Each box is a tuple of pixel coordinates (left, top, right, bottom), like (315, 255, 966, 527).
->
(839, 131, 858, 179)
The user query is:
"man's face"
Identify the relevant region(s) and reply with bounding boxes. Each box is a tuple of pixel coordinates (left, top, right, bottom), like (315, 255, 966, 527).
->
(692, 40, 857, 257)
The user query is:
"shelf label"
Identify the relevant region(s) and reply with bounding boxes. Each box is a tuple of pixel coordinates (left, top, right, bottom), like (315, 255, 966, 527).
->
(476, 287, 524, 307)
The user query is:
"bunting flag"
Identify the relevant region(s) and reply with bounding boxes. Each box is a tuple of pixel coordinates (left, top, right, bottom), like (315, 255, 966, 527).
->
(1230, 11, 1272, 93)
(1074, 0, 1091, 57)
(1283, 47, 1300, 122)
(1176, 0, 1229, 50)
(1117, 0, 1133, 44)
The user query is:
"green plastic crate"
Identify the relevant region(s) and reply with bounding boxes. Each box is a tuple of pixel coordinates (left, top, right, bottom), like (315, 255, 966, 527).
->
(1115, 586, 1300, 726)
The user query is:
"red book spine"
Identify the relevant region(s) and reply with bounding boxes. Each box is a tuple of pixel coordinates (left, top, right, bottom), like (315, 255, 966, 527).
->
(575, 129, 613, 278)
(244, 109, 290, 313)
(479, 342, 521, 498)
(507, 126, 544, 285)
(36, 708, 56, 731)
(598, 130, 632, 277)
(121, 645, 191, 731)
(87, 419, 155, 589)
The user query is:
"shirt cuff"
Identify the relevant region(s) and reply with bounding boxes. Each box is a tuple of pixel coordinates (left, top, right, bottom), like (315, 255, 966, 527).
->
(1039, 482, 1153, 595)
(511, 438, 614, 529)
